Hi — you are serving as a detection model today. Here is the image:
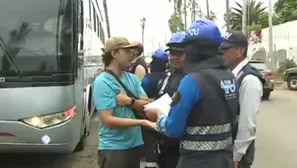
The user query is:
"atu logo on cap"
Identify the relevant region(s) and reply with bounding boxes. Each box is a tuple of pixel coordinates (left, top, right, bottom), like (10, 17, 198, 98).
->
(223, 32, 232, 40)
(186, 28, 200, 37)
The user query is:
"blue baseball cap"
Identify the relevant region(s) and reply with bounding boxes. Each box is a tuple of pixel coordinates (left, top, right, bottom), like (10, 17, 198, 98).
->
(166, 31, 186, 51)
(167, 31, 186, 46)
(184, 19, 223, 43)
(152, 49, 168, 61)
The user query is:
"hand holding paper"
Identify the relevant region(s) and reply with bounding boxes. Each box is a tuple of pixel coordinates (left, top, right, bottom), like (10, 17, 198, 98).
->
(144, 93, 172, 116)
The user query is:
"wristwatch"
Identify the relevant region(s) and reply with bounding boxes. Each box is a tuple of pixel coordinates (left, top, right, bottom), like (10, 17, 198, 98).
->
(130, 98, 135, 106)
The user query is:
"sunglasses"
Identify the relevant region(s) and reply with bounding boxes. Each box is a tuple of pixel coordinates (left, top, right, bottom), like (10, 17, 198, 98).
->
(219, 47, 230, 52)
(219, 47, 247, 55)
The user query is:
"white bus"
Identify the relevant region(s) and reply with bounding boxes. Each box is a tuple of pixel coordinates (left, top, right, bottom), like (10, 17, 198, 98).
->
(0, 0, 107, 153)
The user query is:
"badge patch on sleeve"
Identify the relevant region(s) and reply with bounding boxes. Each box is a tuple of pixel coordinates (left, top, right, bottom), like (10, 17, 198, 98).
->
(171, 91, 181, 106)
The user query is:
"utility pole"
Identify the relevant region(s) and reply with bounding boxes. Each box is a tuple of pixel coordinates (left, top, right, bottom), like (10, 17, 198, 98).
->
(226, 0, 230, 31)
(191, 0, 196, 22)
(140, 17, 146, 56)
(242, 0, 247, 35)
(268, 0, 274, 67)
(184, 0, 187, 29)
(206, 0, 210, 18)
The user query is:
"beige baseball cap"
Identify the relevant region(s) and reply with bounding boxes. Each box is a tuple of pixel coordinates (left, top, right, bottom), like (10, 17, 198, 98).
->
(103, 36, 138, 53)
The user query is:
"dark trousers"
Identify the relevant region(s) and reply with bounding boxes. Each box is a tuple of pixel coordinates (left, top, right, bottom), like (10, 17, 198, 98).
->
(97, 146, 141, 168)
(177, 151, 232, 168)
(141, 128, 159, 162)
(158, 141, 180, 168)
(239, 141, 255, 168)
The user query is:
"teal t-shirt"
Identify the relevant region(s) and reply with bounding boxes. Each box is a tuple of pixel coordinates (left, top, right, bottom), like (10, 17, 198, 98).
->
(92, 71, 146, 150)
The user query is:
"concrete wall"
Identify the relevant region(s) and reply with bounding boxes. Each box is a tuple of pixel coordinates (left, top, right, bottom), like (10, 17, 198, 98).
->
(248, 20, 297, 71)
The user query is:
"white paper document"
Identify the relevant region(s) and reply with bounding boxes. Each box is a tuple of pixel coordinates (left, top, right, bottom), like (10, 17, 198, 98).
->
(144, 93, 172, 116)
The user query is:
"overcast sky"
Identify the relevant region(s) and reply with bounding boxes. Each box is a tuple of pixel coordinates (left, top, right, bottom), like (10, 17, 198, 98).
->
(107, 0, 276, 55)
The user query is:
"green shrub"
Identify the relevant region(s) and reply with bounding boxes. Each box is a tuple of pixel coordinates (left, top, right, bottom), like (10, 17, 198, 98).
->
(278, 58, 297, 74)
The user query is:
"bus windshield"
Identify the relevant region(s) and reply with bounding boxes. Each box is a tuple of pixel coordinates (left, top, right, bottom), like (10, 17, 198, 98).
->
(0, 0, 74, 76)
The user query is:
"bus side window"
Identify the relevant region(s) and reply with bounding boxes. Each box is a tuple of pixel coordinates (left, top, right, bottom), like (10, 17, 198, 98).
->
(99, 23, 105, 42)
(92, 3, 96, 32)
(96, 15, 100, 37)
(79, 0, 84, 50)
(88, 0, 92, 29)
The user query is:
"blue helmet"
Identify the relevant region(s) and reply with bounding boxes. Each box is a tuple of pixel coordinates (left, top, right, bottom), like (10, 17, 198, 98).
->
(184, 19, 223, 43)
(166, 31, 186, 46)
(152, 49, 168, 61)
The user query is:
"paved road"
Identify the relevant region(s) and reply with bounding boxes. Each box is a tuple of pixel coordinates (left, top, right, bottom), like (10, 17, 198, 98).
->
(0, 118, 100, 168)
(1, 89, 297, 168)
(254, 89, 297, 168)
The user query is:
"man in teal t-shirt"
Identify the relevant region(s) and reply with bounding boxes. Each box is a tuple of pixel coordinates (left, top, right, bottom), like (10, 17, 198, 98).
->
(93, 72, 146, 150)
(93, 36, 156, 168)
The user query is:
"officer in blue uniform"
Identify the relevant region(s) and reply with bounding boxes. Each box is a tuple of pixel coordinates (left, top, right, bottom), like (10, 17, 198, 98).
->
(142, 32, 186, 100)
(142, 49, 168, 98)
(142, 31, 186, 168)
(139, 49, 168, 168)
(144, 19, 239, 168)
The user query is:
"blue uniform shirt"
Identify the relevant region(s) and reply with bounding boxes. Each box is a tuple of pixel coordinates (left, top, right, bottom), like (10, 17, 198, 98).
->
(141, 74, 152, 94)
(157, 75, 200, 137)
(142, 72, 166, 98)
(92, 72, 146, 150)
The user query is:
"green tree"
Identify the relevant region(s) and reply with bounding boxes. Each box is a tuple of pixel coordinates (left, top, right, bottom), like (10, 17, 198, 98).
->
(258, 12, 284, 28)
(229, 0, 267, 31)
(206, 11, 217, 21)
(249, 24, 262, 31)
(187, 0, 200, 22)
(274, 0, 297, 23)
(278, 58, 297, 74)
(168, 12, 185, 33)
(169, 0, 183, 17)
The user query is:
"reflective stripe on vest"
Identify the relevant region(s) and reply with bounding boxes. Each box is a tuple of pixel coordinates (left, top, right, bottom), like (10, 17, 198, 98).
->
(181, 137, 232, 151)
(186, 123, 231, 135)
(140, 161, 158, 168)
(181, 123, 232, 151)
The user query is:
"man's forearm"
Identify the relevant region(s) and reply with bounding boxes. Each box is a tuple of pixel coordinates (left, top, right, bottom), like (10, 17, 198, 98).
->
(131, 99, 149, 112)
(103, 116, 142, 128)
(139, 96, 149, 101)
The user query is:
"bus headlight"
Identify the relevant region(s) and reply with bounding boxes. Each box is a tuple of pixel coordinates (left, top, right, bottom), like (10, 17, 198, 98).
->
(21, 106, 76, 129)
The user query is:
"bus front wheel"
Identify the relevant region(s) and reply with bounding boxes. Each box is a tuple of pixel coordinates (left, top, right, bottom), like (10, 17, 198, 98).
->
(74, 128, 87, 152)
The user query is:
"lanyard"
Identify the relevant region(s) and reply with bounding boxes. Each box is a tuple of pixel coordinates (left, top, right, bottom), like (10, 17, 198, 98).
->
(158, 71, 172, 96)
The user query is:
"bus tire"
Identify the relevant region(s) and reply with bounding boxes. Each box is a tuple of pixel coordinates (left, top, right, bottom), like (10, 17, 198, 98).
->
(74, 128, 87, 152)
(88, 86, 94, 114)
(88, 90, 96, 117)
